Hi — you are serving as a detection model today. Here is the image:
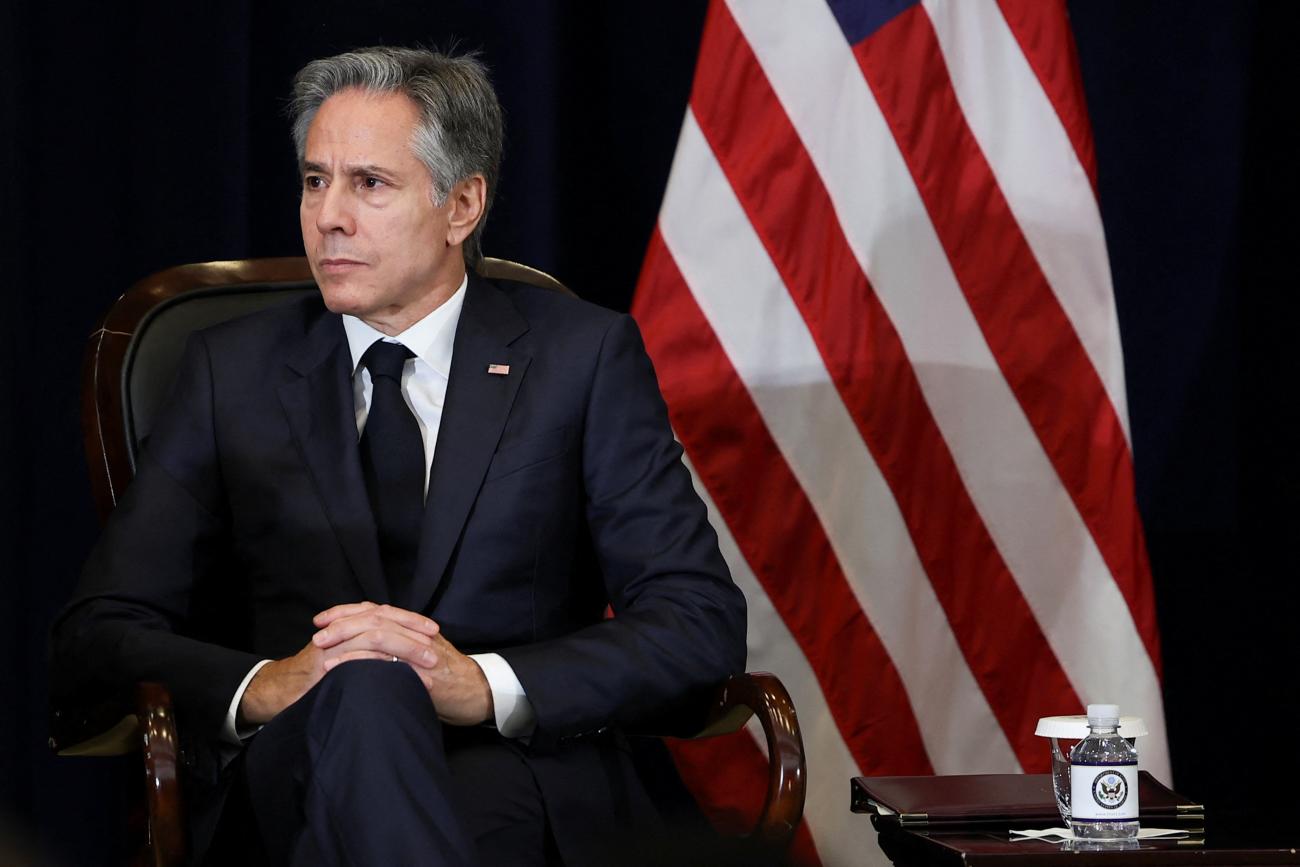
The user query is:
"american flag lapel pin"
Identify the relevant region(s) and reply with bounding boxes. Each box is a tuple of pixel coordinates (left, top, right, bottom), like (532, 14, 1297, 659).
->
(487, 363, 510, 376)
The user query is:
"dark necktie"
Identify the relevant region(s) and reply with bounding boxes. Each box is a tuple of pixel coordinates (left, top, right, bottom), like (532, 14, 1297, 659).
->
(359, 341, 425, 604)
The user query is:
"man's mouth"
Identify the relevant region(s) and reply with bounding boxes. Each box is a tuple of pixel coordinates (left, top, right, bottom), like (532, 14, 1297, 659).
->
(319, 258, 367, 273)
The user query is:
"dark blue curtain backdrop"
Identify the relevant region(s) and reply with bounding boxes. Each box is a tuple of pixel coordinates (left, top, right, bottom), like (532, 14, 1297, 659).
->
(2, 1, 1295, 862)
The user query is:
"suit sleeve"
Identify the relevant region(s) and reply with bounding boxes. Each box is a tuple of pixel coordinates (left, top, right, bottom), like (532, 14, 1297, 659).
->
(497, 314, 747, 739)
(51, 334, 263, 741)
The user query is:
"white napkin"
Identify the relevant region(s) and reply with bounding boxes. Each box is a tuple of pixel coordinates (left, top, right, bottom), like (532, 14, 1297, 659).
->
(1010, 827, 1188, 841)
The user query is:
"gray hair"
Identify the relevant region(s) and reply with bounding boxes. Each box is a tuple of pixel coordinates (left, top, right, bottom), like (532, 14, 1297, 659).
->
(289, 46, 504, 267)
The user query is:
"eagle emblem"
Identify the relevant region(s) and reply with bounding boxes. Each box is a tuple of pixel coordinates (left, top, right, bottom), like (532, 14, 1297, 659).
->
(1091, 770, 1129, 810)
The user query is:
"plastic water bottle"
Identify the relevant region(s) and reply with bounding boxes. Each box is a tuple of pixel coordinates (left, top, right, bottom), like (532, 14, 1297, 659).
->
(1069, 704, 1139, 839)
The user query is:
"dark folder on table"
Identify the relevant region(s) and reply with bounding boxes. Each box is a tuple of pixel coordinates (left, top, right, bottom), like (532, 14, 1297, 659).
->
(851, 772, 1205, 832)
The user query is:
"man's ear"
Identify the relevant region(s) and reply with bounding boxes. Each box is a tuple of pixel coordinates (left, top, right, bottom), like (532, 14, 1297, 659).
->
(445, 175, 486, 247)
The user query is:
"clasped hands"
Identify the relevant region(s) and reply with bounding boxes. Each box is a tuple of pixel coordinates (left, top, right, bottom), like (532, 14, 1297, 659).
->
(239, 601, 492, 728)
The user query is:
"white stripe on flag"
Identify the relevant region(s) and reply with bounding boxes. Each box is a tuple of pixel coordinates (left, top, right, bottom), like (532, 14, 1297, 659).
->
(681, 454, 885, 867)
(660, 108, 1022, 775)
(723, 0, 1170, 779)
(921, 0, 1131, 441)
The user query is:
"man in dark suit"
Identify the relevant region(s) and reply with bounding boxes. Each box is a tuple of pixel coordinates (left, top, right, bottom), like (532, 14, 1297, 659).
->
(52, 46, 746, 866)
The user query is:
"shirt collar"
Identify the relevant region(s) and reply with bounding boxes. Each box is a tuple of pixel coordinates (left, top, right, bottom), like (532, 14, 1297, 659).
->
(341, 274, 468, 379)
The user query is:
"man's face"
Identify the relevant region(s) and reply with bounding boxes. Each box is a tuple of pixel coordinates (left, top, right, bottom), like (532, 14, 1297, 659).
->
(300, 89, 460, 333)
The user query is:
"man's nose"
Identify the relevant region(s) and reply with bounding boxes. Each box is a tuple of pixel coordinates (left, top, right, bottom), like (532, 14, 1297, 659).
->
(315, 184, 355, 235)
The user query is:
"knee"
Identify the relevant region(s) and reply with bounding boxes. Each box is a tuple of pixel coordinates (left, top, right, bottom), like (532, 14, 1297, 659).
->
(313, 658, 431, 718)
(297, 659, 441, 755)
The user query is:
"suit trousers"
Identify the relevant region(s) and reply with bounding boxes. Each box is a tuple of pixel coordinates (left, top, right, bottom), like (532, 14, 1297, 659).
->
(232, 660, 553, 866)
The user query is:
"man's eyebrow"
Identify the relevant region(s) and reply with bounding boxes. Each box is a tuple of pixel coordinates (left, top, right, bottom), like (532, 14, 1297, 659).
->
(346, 163, 399, 179)
(299, 161, 399, 179)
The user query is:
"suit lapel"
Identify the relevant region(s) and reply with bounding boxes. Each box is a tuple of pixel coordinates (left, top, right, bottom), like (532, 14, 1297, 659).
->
(277, 309, 389, 604)
(410, 274, 531, 609)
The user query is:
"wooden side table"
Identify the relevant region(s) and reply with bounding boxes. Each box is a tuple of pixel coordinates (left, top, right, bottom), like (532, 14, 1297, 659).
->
(874, 827, 1300, 866)
(853, 773, 1300, 867)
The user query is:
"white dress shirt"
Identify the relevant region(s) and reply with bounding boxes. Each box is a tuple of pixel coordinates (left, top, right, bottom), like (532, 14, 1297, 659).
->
(223, 275, 535, 742)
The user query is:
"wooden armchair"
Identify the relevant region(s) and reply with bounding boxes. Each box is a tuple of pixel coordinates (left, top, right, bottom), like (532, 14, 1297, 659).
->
(51, 258, 806, 866)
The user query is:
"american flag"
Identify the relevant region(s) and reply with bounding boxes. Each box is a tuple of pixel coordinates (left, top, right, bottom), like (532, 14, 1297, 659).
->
(630, 1, 1169, 863)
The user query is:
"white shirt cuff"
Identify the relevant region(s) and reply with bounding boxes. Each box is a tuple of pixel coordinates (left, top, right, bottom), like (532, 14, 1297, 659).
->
(469, 652, 535, 738)
(221, 659, 274, 745)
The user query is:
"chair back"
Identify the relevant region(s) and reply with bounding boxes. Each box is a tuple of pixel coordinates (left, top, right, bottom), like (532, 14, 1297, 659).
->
(81, 257, 570, 523)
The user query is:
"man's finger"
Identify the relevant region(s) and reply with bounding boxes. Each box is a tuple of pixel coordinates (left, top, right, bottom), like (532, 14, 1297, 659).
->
(313, 602, 439, 636)
(321, 651, 390, 669)
(313, 614, 437, 653)
(320, 628, 439, 668)
(371, 604, 440, 636)
(323, 655, 437, 691)
(312, 601, 377, 627)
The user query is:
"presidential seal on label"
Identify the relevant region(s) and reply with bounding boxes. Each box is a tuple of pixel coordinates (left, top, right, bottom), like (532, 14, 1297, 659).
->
(1070, 763, 1138, 821)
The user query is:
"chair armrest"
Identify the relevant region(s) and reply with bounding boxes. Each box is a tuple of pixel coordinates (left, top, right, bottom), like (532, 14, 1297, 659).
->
(693, 672, 807, 848)
(137, 683, 186, 866)
(50, 683, 186, 866)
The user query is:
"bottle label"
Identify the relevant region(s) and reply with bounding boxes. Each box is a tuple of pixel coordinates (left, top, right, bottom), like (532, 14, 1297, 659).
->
(1070, 763, 1138, 821)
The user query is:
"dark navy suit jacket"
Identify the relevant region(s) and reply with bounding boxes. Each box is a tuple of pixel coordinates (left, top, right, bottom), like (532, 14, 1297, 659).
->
(53, 273, 747, 863)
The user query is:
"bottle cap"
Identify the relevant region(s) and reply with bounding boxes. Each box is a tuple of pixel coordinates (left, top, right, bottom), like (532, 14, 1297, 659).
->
(1086, 703, 1120, 726)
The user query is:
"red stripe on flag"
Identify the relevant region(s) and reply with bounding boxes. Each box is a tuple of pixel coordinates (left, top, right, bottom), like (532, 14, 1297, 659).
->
(689, 0, 1079, 770)
(852, 6, 1162, 673)
(667, 734, 823, 867)
(994, 0, 1099, 193)
(633, 229, 933, 776)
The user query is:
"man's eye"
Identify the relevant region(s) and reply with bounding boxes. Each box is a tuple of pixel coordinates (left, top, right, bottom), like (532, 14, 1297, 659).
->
(362, 176, 383, 189)
(303, 176, 324, 190)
